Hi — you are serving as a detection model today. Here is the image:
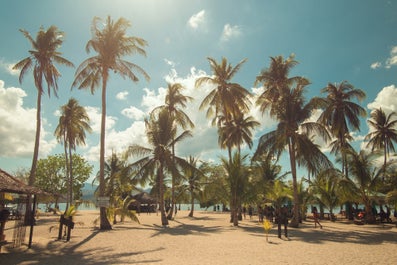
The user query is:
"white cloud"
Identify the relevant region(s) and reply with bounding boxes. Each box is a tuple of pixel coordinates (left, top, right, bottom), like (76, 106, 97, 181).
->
(121, 106, 146, 120)
(220, 24, 242, 42)
(164, 58, 176, 68)
(141, 87, 167, 111)
(85, 106, 117, 134)
(188, 10, 206, 30)
(370, 62, 382, 69)
(367, 84, 397, 112)
(84, 120, 147, 163)
(0, 80, 56, 157)
(370, 46, 397, 69)
(0, 58, 19, 76)
(116, 91, 129, 100)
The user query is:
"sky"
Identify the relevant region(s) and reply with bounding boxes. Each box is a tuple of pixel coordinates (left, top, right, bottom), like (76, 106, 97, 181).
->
(1, 0, 397, 182)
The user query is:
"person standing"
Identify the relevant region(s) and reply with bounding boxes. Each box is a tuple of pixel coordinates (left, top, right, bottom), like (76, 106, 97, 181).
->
(312, 206, 322, 229)
(276, 205, 288, 239)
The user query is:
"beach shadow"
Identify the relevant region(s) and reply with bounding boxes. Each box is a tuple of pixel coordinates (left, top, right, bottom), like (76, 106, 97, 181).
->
(1, 244, 165, 265)
(1, 229, 166, 265)
(151, 223, 224, 237)
(287, 221, 397, 245)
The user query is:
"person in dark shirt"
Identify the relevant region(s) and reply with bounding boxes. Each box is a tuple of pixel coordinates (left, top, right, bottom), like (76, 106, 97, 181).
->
(276, 205, 288, 239)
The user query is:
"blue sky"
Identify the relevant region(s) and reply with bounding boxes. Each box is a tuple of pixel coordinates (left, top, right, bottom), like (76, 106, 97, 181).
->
(1, 0, 397, 181)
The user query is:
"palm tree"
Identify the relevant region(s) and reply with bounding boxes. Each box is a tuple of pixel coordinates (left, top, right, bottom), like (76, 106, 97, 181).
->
(219, 112, 260, 156)
(221, 152, 251, 226)
(152, 82, 194, 219)
(315, 81, 366, 176)
(55, 98, 92, 209)
(125, 109, 192, 226)
(339, 149, 383, 224)
(178, 156, 206, 217)
(365, 108, 397, 174)
(308, 168, 343, 219)
(255, 55, 300, 117)
(195, 57, 251, 161)
(314, 81, 366, 220)
(72, 16, 149, 230)
(93, 152, 138, 224)
(251, 153, 290, 196)
(265, 180, 292, 209)
(13, 25, 74, 223)
(255, 73, 332, 227)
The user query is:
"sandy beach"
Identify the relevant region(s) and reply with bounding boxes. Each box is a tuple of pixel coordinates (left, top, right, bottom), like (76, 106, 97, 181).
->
(1, 210, 396, 265)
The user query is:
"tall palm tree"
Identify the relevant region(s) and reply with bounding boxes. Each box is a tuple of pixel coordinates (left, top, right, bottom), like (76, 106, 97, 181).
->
(255, 55, 300, 117)
(254, 75, 332, 227)
(72, 16, 149, 230)
(13, 25, 73, 223)
(125, 109, 192, 226)
(55, 98, 92, 208)
(365, 108, 397, 174)
(195, 57, 251, 161)
(152, 82, 194, 219)
(315, 81, 366, 176)
(315, 81, 366, 220)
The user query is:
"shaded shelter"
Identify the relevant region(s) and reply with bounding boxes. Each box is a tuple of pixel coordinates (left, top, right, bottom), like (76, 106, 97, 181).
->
(130, 192, 157, 213)
(0, 168, 45, 249)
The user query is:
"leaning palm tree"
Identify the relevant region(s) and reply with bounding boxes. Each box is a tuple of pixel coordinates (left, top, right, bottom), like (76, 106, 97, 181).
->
(365, 108, 397, 174)
(152, 82, 194, 219)
(55, 98, 92, 209)
(13, 25, 74, 223)
(195, 57, 252, 162)
(72, 16, 149, 230)
(125, 109, 192, 226)
(254, 75, 332, 227)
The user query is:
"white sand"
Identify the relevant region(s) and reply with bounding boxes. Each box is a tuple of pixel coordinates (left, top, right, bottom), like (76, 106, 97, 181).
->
(1, 210, 396, 264)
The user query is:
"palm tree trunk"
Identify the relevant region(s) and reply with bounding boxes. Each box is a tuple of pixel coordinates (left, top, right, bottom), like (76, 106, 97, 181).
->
(167, 143, 176, 220)
(188, 188, 194, 217)
(63, 137, 70, 211)
(25, 91, 42, 225)
(68, 145, 73, 207)
(159, 165, 169, 226)
(383, 144, 387, 180)
(288, 137, 300, 228)
(99, 71, 112, 230)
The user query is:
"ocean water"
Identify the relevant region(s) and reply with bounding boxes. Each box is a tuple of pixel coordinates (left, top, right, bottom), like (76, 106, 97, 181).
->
(37, 203, 208, 212)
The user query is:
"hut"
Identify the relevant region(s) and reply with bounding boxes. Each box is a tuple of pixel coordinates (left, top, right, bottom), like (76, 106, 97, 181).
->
(0, 168, 44, 249)
(130, 192, 157, 213)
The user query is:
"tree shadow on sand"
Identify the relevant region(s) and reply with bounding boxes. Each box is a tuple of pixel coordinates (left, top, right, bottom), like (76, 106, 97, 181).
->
(1, 229, 165, 265)
(236, 220, 397, 245)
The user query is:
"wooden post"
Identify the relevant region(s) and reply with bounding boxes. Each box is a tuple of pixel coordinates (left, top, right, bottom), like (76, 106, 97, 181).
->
(28, 194, 37, 248)
(58, 215, 64, 240)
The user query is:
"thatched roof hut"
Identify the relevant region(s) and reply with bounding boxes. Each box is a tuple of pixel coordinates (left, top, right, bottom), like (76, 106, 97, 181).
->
(0, 168, 42, 195)
(132, 192, 156, 204)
